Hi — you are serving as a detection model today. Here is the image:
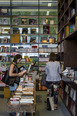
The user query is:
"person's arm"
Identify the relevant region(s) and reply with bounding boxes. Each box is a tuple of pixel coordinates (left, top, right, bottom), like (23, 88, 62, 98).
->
(9, 64, 26, 77)
(58, 62, 62, 78)
(45, 63, 48, 75)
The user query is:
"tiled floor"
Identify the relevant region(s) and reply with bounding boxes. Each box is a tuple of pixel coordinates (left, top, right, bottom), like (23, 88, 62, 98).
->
(0, 91, 71, 116)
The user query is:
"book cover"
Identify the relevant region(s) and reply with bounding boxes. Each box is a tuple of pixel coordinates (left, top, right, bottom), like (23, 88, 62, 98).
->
(13, 28, 20, 34)
(50, 20, 54, 24)
(30, 37, 36, 43)
(42, 19, 48, 25)
(13, 18, 19, 25)
(21, 36, 27, 43)
(22, 28, 28, 34)
(21, 18, 27, 25)
(29, 19, 37, 25)
(43, 25, 50, 34)
(49, 37, 55, 43)
(31, 28, 36, 34)
(11, 34, 20, 43)
(41, 37, 47, 43)
(3, 19, 9, 25)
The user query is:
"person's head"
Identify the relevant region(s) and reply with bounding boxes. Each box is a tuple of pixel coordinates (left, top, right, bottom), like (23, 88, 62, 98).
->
(49, 52, 56, 61)
(13, 54, 22, 64)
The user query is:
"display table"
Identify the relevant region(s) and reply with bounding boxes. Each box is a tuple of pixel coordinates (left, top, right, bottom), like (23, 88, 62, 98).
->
(7, 80, 36, 116)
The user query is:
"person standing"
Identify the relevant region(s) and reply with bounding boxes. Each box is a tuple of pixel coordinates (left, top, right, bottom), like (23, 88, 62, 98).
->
(9, 54, 26, 116)
(45, 53, 62, 110)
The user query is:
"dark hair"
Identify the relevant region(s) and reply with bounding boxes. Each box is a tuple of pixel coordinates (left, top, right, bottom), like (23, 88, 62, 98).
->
(13, 54, 22, 63)
(49, 52, 56, 61)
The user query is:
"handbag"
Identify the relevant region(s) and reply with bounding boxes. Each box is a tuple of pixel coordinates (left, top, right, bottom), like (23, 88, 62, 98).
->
(1, 63, 16, 86)
(1, 69, 10, 85)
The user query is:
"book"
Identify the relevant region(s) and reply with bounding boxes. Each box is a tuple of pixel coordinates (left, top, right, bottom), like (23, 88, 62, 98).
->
(29, 19, 37, 25)
(42, 19, 48, 25)
(21, 18, 27, 25)
(31, 28, 36, 34)
(41, 37, 47, 43)
(3, 19, 9, 25)
(0, 8, 9, 16)
(3, 37, 9, 43)
(30, 37, 36, 43)
(13, 28, 20, 34)
(13, 18, 19, 25)
(50, 20, 54, 24)
(22, 28, 28, 34)
(11, 34, 20, 43)
(43, 25, 50, 34)
(49, 37, 55, 43)
(2, 27, 10, 34)
(21, 36, 27, 43)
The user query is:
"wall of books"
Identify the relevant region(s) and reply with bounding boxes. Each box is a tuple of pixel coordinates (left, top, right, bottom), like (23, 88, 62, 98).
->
(0, 0, 58, 90)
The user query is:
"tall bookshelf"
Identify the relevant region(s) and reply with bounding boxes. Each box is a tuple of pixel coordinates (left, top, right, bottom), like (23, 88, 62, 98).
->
(58, 0, 77, 115)
(0, 0, 58, 90)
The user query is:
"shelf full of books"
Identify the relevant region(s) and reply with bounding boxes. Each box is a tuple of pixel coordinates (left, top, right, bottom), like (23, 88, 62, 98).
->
(59, 80, 77, 116)
(0, 0, 58, 90)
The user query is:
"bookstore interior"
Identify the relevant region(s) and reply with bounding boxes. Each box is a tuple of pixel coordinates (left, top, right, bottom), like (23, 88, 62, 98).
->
(0, 0, 77, 116)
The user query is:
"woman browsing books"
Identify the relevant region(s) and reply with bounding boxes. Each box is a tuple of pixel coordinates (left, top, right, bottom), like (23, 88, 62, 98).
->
(9, 54, 26, 116)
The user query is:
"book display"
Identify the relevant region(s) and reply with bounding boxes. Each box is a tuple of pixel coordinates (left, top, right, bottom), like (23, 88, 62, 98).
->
(58, 0, 77, 115)
(7, 79, 36, 115)
(0, 0, 58, 90)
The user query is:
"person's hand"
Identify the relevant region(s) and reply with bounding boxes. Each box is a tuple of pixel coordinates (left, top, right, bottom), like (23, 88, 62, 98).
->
(18, 70, 27, 76)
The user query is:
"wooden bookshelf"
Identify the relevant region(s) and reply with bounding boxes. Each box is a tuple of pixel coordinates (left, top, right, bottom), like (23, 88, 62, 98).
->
(58, 0, 77, 115)
(60, 80, 77, 116)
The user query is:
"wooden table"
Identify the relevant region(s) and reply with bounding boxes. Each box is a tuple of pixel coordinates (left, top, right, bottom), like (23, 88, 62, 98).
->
(7, 82, 36, 116)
